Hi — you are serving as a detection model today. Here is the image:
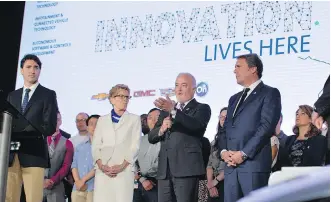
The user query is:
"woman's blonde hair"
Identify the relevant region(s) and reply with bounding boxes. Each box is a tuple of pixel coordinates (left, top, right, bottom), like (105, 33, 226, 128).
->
(109, 84, 130, 98)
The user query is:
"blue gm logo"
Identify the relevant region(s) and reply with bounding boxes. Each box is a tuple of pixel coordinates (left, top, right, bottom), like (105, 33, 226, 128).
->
(196, 82, 208, 97)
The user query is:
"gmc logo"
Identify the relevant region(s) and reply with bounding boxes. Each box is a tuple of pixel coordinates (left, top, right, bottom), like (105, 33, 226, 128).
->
(133, 90, 156, 97)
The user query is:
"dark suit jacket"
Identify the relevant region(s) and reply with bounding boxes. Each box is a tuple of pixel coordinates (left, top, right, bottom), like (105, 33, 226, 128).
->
(277, 134, 327, 167)
(201, 137, 211, 168)
(60, 129, 71, 139)
(7, 84, 58, 168)
(148, 98, 211, 179)
(218, 82, 281, 173)
(314, 75, 330, 120)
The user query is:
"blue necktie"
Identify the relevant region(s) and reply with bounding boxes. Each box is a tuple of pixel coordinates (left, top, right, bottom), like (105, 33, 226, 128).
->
(22, 88, 31, 113)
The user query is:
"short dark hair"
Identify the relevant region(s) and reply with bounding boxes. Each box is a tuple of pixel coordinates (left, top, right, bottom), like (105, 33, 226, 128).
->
(237, 53, 263, 79)
(141, 114, 147, 119)
(86, 114, 100, 126)
(148, 108, 160, 114)
(220, 107, 228, 114)
(140, 114, 148, 125)
(20, 54, 42, 69)
(140, 114, 149, 135)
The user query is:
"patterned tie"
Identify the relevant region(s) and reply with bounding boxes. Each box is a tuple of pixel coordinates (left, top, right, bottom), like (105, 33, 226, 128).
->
(48, 136, 56, 158)
(179, 103, 185, 111)
(21, 88, 31, 113)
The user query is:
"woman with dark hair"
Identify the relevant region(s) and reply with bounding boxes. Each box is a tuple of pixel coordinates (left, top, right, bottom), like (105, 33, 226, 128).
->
(279, 105, 327, 167)
(206, 107, 227, 202)
(212, 107, 228, 149)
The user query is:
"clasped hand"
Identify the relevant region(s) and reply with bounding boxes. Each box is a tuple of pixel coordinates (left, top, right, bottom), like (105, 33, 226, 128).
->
(102, 164, 124, 177)
(221, 150, 244, 167)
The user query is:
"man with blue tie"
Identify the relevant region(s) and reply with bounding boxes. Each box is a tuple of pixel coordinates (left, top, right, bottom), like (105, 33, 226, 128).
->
(6, 54, 58, 202)
(218, 53, 282, 202)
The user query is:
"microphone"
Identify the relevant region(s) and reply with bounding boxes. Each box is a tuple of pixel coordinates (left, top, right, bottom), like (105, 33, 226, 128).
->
(166, 129, 171, 139)
(165, 113, 174, 139)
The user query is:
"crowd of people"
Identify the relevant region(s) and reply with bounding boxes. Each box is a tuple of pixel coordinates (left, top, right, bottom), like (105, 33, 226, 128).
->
(4, 53, 329, 202)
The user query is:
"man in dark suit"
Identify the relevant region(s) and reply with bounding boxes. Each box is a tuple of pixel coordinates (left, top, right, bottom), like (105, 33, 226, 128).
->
(60, 129, 71, 139)
(218, 53, 281, 202)
(148, 73, 211, 202)
(312, 75, 330, 165)
(6, 54, 58, 202)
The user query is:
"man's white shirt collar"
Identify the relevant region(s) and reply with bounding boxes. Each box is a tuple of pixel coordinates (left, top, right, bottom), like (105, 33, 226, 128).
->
(246, 79, 261, 95)
(176, 97, 194, 109)
(22, 82, 39, 103)
(23, 82, 39, 91)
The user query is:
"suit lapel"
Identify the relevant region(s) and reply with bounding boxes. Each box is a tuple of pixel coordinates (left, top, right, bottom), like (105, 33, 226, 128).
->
(105, 114, 116, 134)
(233, 82, 265, 119)
(114, 111, 128, 131)
(230, 94, 241, 118)
(13, 88, 23, 113)
(24, 85, 42, 115)
(182, 98, 198, 114)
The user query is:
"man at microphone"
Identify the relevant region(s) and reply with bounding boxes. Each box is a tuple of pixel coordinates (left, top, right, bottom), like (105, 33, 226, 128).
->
(148, 73, 211, 202)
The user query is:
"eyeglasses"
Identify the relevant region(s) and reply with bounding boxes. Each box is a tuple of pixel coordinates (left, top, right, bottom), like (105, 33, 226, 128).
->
(218, 115, 226, 119)
(76, 119, 87, 123)
(114, 94, 132, 100)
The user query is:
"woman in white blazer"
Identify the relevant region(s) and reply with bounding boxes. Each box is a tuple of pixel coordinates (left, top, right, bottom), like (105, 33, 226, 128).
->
(92, 84, 141, 202)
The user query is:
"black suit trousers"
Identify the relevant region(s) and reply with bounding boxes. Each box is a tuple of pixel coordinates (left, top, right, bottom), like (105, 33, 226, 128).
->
(133, 178, 158, 202)
(158, 160, 199, 202)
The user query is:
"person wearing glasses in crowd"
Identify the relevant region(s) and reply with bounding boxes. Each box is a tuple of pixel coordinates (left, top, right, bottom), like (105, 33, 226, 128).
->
(71, 114, 100, 202)
(92, 84, 141, 202)
(206, 107, 227, 202)
(70, 112, 90, 149)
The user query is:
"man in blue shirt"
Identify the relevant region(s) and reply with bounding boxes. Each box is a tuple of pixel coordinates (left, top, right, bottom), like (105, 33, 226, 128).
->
(71, 115, 100, 202)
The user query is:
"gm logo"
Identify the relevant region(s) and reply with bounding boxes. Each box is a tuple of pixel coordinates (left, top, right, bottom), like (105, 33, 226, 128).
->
(196, 82, 208, 97)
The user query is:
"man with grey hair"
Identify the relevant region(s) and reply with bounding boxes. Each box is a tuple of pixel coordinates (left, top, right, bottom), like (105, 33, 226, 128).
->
(149, 73, 211, 202)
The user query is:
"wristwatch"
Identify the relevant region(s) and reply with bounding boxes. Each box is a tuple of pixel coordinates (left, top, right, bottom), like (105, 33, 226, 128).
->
(240, 151, 248, 161)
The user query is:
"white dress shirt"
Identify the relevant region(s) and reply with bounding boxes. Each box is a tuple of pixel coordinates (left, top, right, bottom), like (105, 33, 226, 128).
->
(22, 82, 39, 104)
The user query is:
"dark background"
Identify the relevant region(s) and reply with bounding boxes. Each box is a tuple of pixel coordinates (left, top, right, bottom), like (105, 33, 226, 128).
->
(0, 1, 25, 97)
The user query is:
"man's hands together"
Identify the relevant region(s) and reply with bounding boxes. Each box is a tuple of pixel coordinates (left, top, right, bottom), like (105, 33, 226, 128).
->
(221, 150, 245, 167)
